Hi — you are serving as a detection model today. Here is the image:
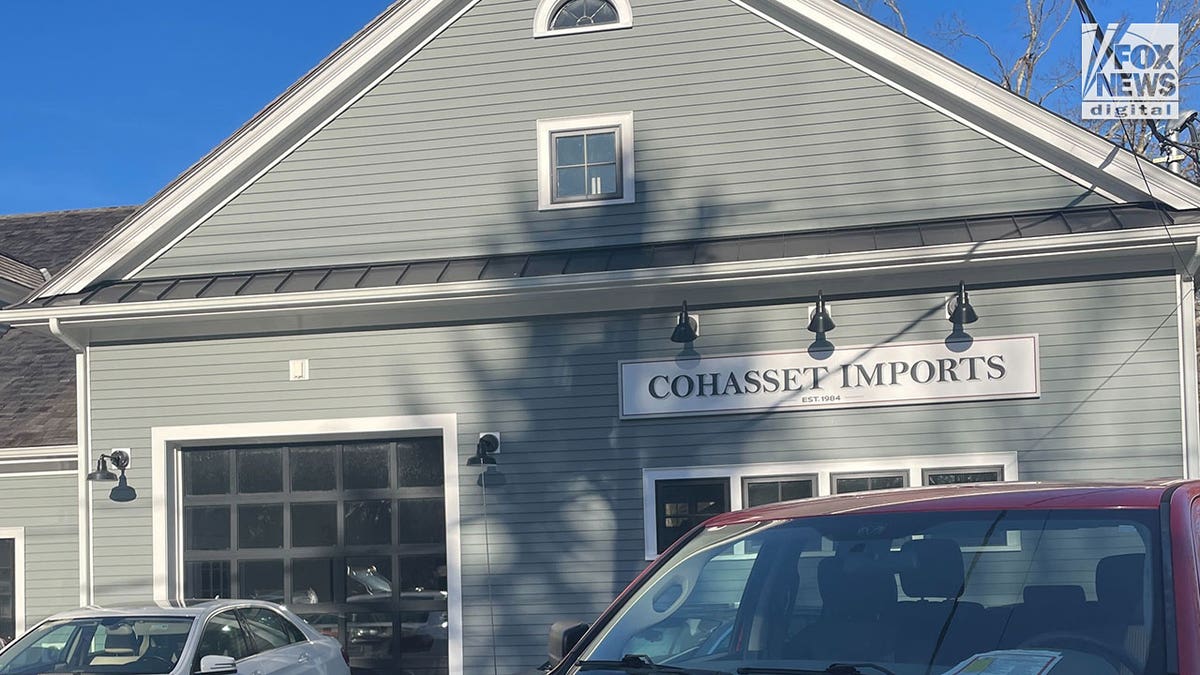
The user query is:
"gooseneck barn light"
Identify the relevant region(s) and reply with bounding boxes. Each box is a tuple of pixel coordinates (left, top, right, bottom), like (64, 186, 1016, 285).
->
(86, 449, 137, 502)
(467, 433, 500, 466)
(948, 281, 979, 325)
(669, 301, 699, 344)
(806, 291, 835, 334)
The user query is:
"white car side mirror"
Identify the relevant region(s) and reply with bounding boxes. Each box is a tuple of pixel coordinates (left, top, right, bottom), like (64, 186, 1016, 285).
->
(199, 655, 238, 675)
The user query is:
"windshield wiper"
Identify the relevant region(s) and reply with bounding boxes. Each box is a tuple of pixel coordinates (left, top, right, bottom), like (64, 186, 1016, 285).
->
(578, 653, 732, 674)
(737, 663, 897, 675)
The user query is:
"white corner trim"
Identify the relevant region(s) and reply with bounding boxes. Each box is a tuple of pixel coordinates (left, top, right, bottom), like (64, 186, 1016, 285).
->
(640, 451, 1019, 560)
(0, 527, 27, 636)
(532, 0, 633, 38)
(536, 112, 635, 211)
(149, 414, 462, 673)
(728, 0, 1200, 209)
(34, 0, 476, 299)
(1177, 275, 1199, 477)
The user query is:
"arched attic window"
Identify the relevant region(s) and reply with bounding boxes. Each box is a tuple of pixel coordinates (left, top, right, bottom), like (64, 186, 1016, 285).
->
(533, 0, 633, 38)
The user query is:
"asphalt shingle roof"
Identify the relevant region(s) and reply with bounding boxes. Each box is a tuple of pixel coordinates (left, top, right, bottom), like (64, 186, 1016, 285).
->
(0, 206, 137, 448)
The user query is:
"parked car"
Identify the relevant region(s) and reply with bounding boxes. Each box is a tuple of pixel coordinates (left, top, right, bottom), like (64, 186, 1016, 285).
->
(539, 480, 1200, 675)
(0, 599, 349, 675)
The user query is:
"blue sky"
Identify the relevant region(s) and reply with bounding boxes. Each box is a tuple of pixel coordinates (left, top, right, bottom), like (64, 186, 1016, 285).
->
(0, 1, 1174, 214)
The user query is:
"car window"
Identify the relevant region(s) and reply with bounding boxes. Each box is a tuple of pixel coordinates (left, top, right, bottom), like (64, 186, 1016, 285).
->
(581, 509, 1166, 675)
(238, 608, 305, 651)
(0, 617, 192, 675)
(0, 623, 79, 673)
(192, 611, 250, 672)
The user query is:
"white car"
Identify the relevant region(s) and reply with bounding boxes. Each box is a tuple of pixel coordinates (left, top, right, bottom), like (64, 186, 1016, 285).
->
(0, 599, 349, 675)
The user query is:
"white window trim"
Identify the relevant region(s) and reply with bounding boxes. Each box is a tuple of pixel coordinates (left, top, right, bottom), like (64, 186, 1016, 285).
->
(642, 451, 1019, 560)
(537, 112, 635, 211)
(150, 415, 462, 673)
(0, 527, 26, 637)
(533, 0, 633, 38)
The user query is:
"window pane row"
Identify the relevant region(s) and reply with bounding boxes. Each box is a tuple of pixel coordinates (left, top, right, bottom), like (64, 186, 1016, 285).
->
(185, 499, 446, 551)
(654, 465, 1006, 552)
(184, 554, 447, 605)
(183, 438, 442, 496)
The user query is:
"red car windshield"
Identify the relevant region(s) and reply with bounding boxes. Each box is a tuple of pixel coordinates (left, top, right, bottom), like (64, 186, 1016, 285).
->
(577, 509, 1167, 675)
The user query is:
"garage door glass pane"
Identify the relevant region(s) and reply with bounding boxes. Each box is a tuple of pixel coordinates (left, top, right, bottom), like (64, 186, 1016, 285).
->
(347, 558, 393, 603)
(184, 561, 230, 600)
(292, 503, 337, 547)
(346, 501, 392, 546)
(344, 444, 390, 490)
(184, 449, 229, 495)
(237, 448, 282, 493)
(185, 507, 230, 550)
(396, 439, 443, 487)
(292, 558, 334, 605)
(400, 555, 447, 594)
(291, 446, 337, 491)
(398, 500, 445, 543)
(239, 504, 284, 548)
(239, 560, 284, 602)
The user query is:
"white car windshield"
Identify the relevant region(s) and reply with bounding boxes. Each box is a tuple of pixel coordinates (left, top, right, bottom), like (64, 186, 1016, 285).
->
(576, 509, 1167, 675)
(0, 617, 194, 675)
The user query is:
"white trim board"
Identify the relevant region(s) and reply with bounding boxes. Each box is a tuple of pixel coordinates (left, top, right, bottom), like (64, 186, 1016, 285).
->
(25, 0, 1200, 301)
(149, 414, 463, 674)
(641, 451, 1019, 560)
(1177, 274, 1199, 477)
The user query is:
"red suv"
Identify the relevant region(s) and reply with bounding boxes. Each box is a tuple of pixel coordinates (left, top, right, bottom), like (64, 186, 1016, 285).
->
(543, 481, 1200, 675)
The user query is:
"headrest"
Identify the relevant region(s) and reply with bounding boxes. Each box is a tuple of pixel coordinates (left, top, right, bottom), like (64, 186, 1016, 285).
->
(1096, 553, 1145, 617)
(103, 625, 139, 654)
(818, 555, 897, 619)
(1023, 585, 1086, 609)
(899, 538, 964, 598)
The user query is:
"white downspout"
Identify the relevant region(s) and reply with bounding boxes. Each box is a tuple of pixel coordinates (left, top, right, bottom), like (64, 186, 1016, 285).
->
(48, 318, 93, 606)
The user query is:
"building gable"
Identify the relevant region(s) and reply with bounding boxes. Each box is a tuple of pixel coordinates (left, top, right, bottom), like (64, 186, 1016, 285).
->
(31, 0, 1200, 296)
(134, 0, 1117, 278)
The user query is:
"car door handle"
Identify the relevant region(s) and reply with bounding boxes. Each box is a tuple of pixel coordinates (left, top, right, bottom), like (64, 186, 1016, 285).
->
(297, 653, 311, 663)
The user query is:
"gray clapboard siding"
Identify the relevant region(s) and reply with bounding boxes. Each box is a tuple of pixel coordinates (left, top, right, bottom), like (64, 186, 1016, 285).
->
(86, 275, 1181, 672)
(0, 474, 79, 629)
(137, 0, 1110, 279)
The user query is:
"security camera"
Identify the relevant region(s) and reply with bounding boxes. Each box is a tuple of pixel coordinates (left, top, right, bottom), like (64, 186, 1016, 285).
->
(478, 432, 500, 455)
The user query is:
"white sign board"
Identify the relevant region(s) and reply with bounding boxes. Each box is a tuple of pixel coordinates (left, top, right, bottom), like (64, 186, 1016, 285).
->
(619, 335, 1039, 419)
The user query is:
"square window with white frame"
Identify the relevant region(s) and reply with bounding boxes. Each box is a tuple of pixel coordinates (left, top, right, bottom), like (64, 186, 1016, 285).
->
(537, 112, 635, 210)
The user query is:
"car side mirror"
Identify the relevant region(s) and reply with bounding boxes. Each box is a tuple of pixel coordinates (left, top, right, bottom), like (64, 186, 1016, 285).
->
(547, 621, 589, 664)
(199, 655, 238, 675)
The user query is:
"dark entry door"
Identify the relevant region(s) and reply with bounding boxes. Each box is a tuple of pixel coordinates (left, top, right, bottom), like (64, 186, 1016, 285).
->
(181, 437, 448, 675)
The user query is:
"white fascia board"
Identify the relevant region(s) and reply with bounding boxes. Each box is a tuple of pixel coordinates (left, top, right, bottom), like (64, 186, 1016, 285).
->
(31, 0, 463, 301)
(4, 226, 1197, 339)
(740, 0, 1200, 209)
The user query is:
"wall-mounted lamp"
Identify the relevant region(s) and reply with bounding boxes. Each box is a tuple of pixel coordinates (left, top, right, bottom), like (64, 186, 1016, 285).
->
(467, 432, 500, 466)
(669, 302, 699, 344)
(86, 449, 137, 502)
(806, 291, 835, 334)
(947, 281, 979, 325)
